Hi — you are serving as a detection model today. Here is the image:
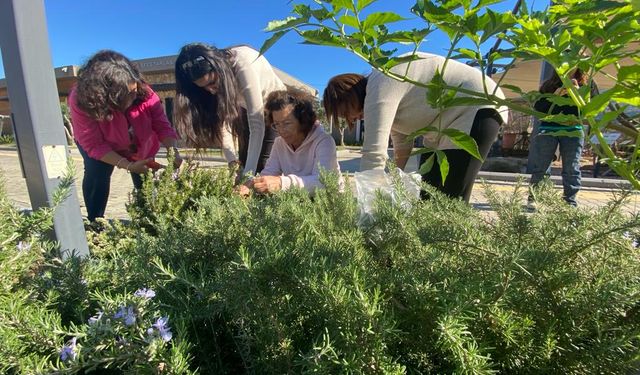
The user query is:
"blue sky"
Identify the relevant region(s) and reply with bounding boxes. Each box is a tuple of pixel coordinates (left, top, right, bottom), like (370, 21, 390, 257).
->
(0, 0, 528, 92)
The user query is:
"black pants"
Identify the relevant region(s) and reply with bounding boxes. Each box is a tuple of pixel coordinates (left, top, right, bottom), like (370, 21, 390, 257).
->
(236, 108, 276, 174)
(419, 108, 501, 202)
(77, 144, 142, 222)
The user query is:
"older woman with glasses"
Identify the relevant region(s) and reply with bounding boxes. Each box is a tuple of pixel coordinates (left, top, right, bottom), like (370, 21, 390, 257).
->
(69, 50, 181, 222)
(173, 43, 286, 177)
(238, 89, 341, 196)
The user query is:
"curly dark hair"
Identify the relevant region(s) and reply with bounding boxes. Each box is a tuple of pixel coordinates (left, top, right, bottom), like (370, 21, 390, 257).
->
(75, 50, 149, 121)
(323, 73, 368, 130)
(173, 43, 241, 148)
(265, 89, 318, 136)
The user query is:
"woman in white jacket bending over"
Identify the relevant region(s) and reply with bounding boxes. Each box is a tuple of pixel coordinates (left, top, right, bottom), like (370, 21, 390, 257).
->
(323, 52, 508, 202)
(239, 89, 341, 195)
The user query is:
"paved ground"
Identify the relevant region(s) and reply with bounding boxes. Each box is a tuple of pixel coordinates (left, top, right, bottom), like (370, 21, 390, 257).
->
(1, 145, 638, 220)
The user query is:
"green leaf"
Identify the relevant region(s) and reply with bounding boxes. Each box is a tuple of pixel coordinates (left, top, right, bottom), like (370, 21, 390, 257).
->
(441, 129, 481, 160)
(362, 12, 406, 31)
(356, 0, 377, 11)
(377, 30, 416, 45)
(455, 48, 480, 60)
(618, 65, 640, 82)
(265, 16, 307, 32)
(546, 95, 575, 107)
(299, 29, 346, 47)
(539, 113, 582, 125)
(338, 14, 360, 29)
(556, 29, 571, 50)
(582, 89, 615, 118)
(311, 8, 332, 21)
(595, 110, 622, 130)
(477, 0, 504, 8)
(435, 150, 450, 183)
(411, 28, 432, 44)
(293, 4, 312, 17)
(499, 84, 525, 96)
(407, 125, 440, 140)
(259, 30, 288, 55)
(411, 146, 437, 156)
(418, 153, 436, 174)
(382, 54, 422, 70)
(595, 56, 623, 70)
(479, 10, 517, 44)
(613, 88, 640, 106)
(331, 0, 355, 12)
(426, 69, 446, 107)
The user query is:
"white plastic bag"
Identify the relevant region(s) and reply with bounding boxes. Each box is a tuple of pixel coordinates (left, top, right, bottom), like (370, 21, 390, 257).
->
(353, 168, 421, 226)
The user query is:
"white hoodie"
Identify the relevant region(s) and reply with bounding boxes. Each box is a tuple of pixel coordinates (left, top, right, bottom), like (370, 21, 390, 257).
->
(260, 124, 341, 193)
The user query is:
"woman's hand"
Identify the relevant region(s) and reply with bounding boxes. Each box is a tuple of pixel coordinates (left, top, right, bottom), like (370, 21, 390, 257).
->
(252, 176, 282, 194)
(234, 178, 253, 198)
(235, 184, 252, 197)
(127, 159, 151, 174)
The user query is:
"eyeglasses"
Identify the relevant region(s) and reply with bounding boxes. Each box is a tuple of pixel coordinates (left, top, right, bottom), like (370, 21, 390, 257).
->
(181, 56, 215, 81)
(271, 120, 296, 131)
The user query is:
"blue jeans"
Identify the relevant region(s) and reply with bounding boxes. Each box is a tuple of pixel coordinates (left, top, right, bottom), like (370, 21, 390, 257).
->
(529, 133, 583, 205)
(77, 144, 142, 221)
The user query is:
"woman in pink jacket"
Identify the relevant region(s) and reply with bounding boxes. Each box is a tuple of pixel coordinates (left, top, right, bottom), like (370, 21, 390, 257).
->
(69, 50, 181, 222)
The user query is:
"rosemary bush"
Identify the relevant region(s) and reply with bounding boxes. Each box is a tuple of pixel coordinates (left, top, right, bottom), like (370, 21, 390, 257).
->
(1, 163, 639, 373)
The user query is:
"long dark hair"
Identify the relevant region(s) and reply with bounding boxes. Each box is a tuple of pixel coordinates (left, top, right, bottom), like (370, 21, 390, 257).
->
(540, 68, 588, 94)
(75, 50, 149, 121)
(265, 88, 318, 137)
(174, 43, 240, 148)
(323, 73, 368, 130)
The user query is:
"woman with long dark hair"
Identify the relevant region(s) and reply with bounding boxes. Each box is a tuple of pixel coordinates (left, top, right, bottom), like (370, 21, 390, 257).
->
(69, 50, 181, 222)
(528, 68, 592, 206)
(173, 43, 286, 176)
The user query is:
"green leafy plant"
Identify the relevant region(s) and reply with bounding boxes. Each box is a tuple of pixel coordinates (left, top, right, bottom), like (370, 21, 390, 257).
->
(261, 0, 640, 186)
(0, 169, 193, 374)
(2, 156, 640, 373)
(0, 134, 14, 144)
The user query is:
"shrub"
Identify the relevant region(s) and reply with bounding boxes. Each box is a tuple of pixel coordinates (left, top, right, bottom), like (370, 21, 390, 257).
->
(0, 171, 193, 374)
(1, 164, 639, 373)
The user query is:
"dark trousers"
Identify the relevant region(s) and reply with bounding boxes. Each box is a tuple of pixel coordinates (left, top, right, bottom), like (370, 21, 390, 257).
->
(236, 108, 276, 174)
(419, 108, 501, 202)
(77, 144, 142, 222)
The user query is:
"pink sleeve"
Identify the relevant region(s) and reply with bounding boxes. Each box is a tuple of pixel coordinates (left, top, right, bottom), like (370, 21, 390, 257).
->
(68, 92, 113, 160)
(147, 92, 178, 141)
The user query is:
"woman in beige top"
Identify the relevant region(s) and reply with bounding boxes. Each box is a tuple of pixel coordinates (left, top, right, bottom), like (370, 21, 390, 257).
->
(323, 52, 509, 202)
(174, 43, 286, 176)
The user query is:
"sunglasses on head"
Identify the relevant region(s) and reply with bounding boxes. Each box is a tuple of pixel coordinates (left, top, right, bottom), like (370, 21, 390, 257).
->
(181, 56, 215, 81)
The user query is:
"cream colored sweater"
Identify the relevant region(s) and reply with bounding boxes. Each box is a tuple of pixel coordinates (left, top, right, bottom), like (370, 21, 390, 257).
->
(220, 46, 286, 175)
(361, 52, 509, 171)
